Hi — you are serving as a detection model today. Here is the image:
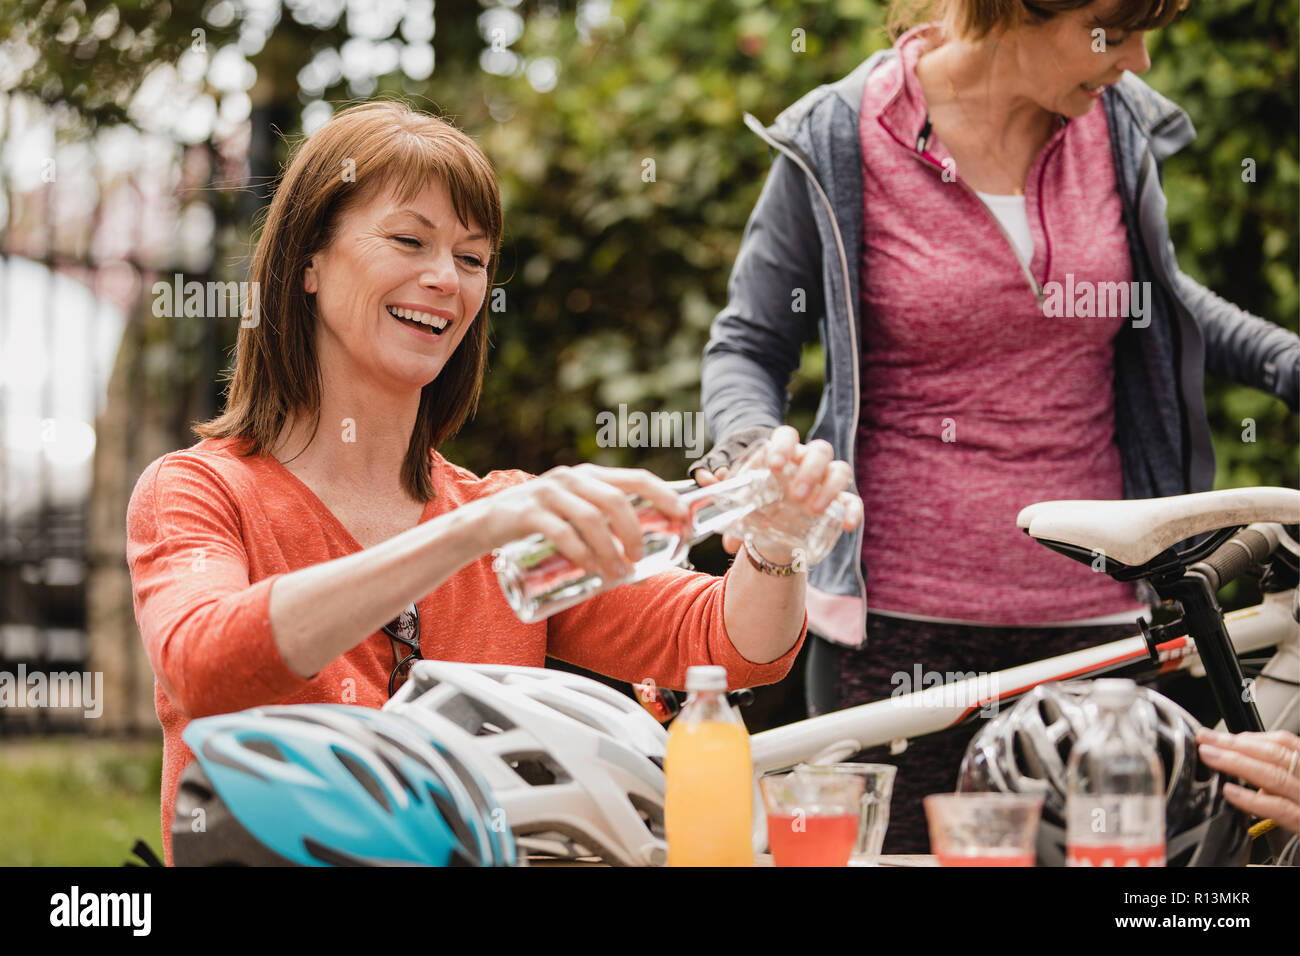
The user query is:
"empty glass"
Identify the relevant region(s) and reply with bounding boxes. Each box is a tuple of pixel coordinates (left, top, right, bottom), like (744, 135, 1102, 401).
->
(730, 441, 845, 568)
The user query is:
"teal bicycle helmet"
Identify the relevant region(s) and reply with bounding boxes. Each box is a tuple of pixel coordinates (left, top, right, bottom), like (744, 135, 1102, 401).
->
(173, 704, 519, 867)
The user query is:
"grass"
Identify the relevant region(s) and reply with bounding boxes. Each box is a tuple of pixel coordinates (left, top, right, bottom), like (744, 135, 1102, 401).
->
(0, 737, 165, 866)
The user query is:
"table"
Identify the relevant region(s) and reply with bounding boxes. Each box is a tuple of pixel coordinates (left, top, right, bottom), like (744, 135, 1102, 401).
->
(527, 853, 940, 867)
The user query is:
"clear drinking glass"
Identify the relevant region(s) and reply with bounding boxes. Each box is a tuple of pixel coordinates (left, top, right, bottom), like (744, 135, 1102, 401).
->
(923, 793, 1043, 867)
(730, 440, 846, 568)
(759, 769, 865, 867)
(796, 763, 897, 866)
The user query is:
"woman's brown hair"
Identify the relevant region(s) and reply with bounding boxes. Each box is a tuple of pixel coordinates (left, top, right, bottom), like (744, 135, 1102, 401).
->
(888, 0, 1189, 42)
(195, 100, 503, 502)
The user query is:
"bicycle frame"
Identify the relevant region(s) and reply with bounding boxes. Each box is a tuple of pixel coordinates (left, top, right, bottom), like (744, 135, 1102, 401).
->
(750, 589, 1298, 775)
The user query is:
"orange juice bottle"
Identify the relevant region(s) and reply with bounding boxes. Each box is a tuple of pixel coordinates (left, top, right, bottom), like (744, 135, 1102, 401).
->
(666, 666, 754, 866)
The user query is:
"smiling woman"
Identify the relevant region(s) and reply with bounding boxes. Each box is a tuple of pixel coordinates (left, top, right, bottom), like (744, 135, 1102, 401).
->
(194, 101, 502, 503)
(124, 98, 864, 865)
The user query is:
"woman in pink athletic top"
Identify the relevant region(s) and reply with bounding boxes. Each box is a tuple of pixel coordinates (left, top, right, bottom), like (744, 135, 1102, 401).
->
(694, 0, 1300, 852)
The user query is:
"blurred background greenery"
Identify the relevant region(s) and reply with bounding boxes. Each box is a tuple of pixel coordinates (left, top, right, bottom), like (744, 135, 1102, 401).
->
(4, 0, 1291, 483)
(0, 0, 1295, 864)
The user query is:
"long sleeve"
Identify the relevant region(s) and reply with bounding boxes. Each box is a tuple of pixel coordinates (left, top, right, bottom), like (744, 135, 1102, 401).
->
(126, 454, 311, 718)
(700, 152, 825, 445)
(1170, 268, 1300, 411)
(545, 562, 806, 692)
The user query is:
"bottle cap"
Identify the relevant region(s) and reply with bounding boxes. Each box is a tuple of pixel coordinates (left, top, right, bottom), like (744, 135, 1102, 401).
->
(1089, 678, 1138, 708)
(685, 666, 728, 692)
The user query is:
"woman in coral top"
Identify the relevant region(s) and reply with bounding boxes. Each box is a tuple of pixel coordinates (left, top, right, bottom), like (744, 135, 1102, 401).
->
(126, 101, 862, 863)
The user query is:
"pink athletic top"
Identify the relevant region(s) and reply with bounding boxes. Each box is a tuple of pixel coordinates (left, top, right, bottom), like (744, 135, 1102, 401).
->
(855, 25, 1145, 624)
(126, 436, 804, 863)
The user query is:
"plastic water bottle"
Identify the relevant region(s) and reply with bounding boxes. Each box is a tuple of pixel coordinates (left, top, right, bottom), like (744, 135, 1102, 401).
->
(665, 666, 754, 866)
(1065, 679, 1166, 867)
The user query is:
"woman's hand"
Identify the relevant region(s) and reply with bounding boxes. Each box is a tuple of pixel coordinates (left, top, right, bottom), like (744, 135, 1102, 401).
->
(692, 425, 863, 559)
(1196, 728, 1300, 835)
(478, 464, 688, 583)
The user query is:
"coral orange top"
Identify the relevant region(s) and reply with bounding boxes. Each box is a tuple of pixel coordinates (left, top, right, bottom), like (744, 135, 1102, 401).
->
(126, 437, 805, 864)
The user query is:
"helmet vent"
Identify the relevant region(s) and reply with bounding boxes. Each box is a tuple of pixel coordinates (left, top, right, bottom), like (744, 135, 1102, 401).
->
(427, 783, 482, 865)
(628, 793, 666, 838)
(430, 744, 501, 821)
(437, 694, 516, 736)
(503, 751, 570, 787)
(241, 737, 288, 762)
(376, 751, 419, 803)
(374, 729, 438, 776)
(332, 747, 393, 814)
(304, 838, 367, 867)
(1012, 729, 1033, 773)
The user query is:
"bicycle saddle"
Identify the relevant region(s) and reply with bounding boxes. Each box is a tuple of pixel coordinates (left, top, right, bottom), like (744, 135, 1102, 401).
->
(1016, 487, 1300, 567)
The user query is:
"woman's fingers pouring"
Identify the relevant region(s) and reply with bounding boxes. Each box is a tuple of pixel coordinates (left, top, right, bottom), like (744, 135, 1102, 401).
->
(762, 426, 801, 473)
(691, 465, 729, 488)
(786, 438, 834, 503)
(808, 459, 854, 513)
(533, 477, 635, 579)
(838, 489, 865, 531)
(569, 464, 687, 523)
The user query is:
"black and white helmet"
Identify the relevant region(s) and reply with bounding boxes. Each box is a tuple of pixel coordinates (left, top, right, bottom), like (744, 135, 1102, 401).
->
(958, 680, 1250, 867)
(385, 661, 669, 866)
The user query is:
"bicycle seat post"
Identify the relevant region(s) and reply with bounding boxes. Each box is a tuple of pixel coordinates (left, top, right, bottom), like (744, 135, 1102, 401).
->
(1156, 571, 1265, 734)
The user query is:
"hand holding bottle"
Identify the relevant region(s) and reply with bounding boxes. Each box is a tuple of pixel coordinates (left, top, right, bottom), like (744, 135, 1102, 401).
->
(480, 464, 688, 585)
(693, 425, 862, 562)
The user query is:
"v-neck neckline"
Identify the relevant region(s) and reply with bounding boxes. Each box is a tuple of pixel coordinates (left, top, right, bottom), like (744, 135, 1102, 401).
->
(263, 450, 436, 553)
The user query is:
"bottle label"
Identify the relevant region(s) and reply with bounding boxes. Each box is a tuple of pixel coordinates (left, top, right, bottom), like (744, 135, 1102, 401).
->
(1066, 843, 1166, 867)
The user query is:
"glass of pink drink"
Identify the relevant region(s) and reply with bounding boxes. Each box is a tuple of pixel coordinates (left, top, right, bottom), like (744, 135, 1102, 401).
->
(923, 794, 1043, 867)
(760, 770, 865, 867)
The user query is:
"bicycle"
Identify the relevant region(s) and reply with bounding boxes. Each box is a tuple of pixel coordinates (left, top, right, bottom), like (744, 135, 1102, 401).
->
(639, 486, 1299, 860)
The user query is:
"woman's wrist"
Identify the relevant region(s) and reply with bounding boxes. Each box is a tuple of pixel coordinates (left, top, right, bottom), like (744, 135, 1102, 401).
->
(442, 496, 510, 562)
(742, 541, 801, 575)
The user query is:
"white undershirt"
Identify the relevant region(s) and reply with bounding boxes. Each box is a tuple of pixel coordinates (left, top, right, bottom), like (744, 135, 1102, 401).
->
(975, 190, 1034, 268)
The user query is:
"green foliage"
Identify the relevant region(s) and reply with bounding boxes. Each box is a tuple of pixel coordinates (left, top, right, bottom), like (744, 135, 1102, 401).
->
(0, 0, 218, 126)
(1147, 2, 1300, 489)
(0, 739, 164, 865)
(2, 0, 1294, 487)
(443, 0, 893, 477)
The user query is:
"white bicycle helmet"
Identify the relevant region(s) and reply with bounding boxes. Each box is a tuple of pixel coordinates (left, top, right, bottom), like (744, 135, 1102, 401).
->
(959, 680, 1248, 866)
(384, 661, 669, 866)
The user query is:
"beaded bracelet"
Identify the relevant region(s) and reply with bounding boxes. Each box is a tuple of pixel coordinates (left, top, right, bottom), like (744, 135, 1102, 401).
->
(742, 542, 801, 577)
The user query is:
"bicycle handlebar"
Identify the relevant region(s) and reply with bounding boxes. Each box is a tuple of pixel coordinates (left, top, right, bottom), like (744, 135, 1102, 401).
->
(1190, 523, 1280, 592)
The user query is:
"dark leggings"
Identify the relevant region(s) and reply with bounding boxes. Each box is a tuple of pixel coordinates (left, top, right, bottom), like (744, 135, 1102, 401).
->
(805, 613, 1142, 854)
